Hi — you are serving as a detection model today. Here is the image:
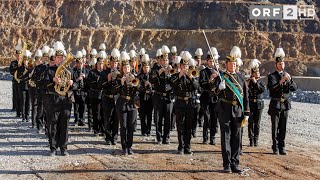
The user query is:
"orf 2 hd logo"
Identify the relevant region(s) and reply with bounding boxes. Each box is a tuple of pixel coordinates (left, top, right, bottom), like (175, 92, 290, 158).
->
(249, 5, 316, 20)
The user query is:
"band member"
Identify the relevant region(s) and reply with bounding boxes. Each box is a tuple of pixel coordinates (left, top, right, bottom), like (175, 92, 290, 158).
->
(86, 51, 106, 136)
(34, 46, 50, 133)
(28, 49, 43, 128)
(211, 46, 249, 173)
(86, 48, 98, 131)
(9, 42, 22, 115)
(116, 52, 140, 155)
(247, 59, 266, 147)
(170, 46, 177, 65)
(41, 41, 76, 156)
(73, 51, 89, 126)
(99, 48, 121, 145)
(268, 48, 297, 155)
(150, 45, 174, 144)
(16, 50, 32, 122)
(199, 47, 220, 145)
(129, 50, 139, 75)
(137, 54, 153, 136)
(151, 49, 162, 71)
(171, 51, 199, 154)
(190, 48, 203, 137)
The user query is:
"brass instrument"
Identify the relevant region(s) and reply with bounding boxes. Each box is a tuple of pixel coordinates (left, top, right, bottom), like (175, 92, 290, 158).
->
(110, 68, 120, 80)
(187, 69, 200, 78)
(124, 73, 140, 87)
(169, 68, 177, 75)
(14, 40, 28, 83)
(54, 53, 75, 96)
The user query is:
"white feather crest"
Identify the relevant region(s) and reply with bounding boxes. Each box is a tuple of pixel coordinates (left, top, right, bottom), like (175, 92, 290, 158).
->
(179, 51, 185, 57)
(120, 51, 130, 61)
(129, 50, 136, 58)
(35, 49, 43, 57)
(230, 46, 241, 59)
(195, 48, 203, 56)
(274, 48, 285, 58)
(171, 46, 177, 53)
(161, 45, 170, 54)
(236, 58, 243, 67)
(15, 41, 22, 51)
(156, 49, 162, 57)
(48, 48, 54, 57)
(90, 49, 97, 56)
(141, 54, 150, 62)
(53, 41, 65, 51)
(98, 51, 107, 59)
(189, 58, 196, 66)
(182, 51, 192, 61)
(111, 48, 120, 58)
(76, 51, 83, 59)
(139, 48, 146, 55)
(41, 46, 50, 54)
(81, 48, 87, 56)
(99, 43, 106, 50)
(90, 58, 97, 66)
(172, 56, 181, 64)
(24, 50, 32, 58)
(248, 59, 261, 70)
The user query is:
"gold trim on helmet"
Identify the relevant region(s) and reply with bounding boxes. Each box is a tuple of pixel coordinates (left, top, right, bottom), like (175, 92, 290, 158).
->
(226, 55, 236, 62)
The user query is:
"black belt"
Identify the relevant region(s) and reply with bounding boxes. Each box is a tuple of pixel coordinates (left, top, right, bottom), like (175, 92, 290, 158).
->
(271, 98, 287, 103)
(46, 92, 61, 96)
(103, 93, 114, 99)
(155, 91, 167, 97)
(120, 95, 132, 101)
(177, 96, 192, 101)
(249, 98, 263, 103)
(220, 98, 238, 106)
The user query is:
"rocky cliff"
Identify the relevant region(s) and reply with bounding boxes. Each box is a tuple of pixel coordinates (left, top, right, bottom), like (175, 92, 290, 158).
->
(1, 0, 319, 76)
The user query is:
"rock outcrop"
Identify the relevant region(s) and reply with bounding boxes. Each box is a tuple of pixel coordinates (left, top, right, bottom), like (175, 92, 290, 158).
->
(0, 0, 319, 75)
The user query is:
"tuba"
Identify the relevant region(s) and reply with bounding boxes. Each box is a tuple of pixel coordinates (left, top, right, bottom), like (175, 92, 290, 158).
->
(14, 40, 28, 83)
(124, 73, 140, 87)
(54, 53, 75, 96)
(187, 69, 200, 78)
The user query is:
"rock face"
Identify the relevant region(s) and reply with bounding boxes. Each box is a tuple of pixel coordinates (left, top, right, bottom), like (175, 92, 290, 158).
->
(0, 0, 319, 75)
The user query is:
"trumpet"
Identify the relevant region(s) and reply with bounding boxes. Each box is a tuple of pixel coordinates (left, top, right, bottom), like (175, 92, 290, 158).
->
(110, 68, 120, 80)
(124, 73, 140, 87)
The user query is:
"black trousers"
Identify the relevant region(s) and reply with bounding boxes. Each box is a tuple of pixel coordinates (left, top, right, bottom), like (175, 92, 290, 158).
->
(13, 82, 21, 116)
(86, 97, 93, 130)
(202, 102, 219, 141)
(102, 97, 119, 142)
(45, 95, 72, 151)
(29, 88, 38, 127)
(171, 106, 176, 130)
(117, 108, 137, 150)
(270, 108, 288, 151)
(36, 91, 46, 130)
(175, 100, 194, 151)
(74, 94, 86, 124)
(19, 90, 30, 120)
(219, 114, 241, 168)
(90, 98, 103, 134)
(139, 98, 153, 135)
(191, 103, 201, 135)
(153, 95, 172, 142)
(248, 108, 263, 141)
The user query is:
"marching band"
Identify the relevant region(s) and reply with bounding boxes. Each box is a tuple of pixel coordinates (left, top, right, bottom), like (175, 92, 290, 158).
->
(9, 38, 297, 173)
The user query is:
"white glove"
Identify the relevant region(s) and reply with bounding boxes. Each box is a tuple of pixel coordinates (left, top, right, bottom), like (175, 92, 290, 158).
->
(244, 116, 249, 121)
(218, 80, 226, 90)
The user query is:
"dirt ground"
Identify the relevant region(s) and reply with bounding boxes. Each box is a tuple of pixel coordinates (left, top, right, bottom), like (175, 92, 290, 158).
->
(0, 80, 320, 180)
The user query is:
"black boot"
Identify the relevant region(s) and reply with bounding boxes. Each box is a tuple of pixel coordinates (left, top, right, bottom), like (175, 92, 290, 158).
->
(254, 139, 258, 147)
(249, 139, 254, 147)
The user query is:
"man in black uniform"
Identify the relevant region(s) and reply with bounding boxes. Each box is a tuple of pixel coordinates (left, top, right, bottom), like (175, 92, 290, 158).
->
(9, 43, 22, 115)
(211, 46, 250, 173)
(171, 51, 199, 155)
(199, 48, 220, 145)
(247, 59, 266, 147)
(73, 51, 89, 126)
(150, 45, 173, 144)
(267, 48, 297, 155)
(16, 50, 32, 122)
(41, 41, 77, 156)
(99, 48, 120, 145)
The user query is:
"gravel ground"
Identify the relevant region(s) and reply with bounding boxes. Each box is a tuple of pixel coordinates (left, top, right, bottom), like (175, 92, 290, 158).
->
(0, 80, 320, 179)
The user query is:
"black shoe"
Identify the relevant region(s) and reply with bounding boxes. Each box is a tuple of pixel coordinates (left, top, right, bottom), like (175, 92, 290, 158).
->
(142, 133, 147, 136)
(184, 149, 193, 155)
(111, 140, 117, 145)
(210, 139, 216, 145)
(192, 133, 197, 138)
(273, 149, 279, 155)
(105, 140, 111, 145)
(203, 139, 209, 144)
(16, 114, 21, 118)
(49, 150, 57, 157)
(162, 140, 170, 144)
(249, 140, 254, 147)
(279, 149, 287, 155)
(78, 121, 85, 126)
(254, 139, 258, 147)
(231, 166, 243, 173)
(198, 123, 203, 127)
(223, 166, 232, 173)
(122, 148, 128, 155)
(177, 149, 184, 155)
(61, 150, 69, 156)
(128, 148, 134, 155)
